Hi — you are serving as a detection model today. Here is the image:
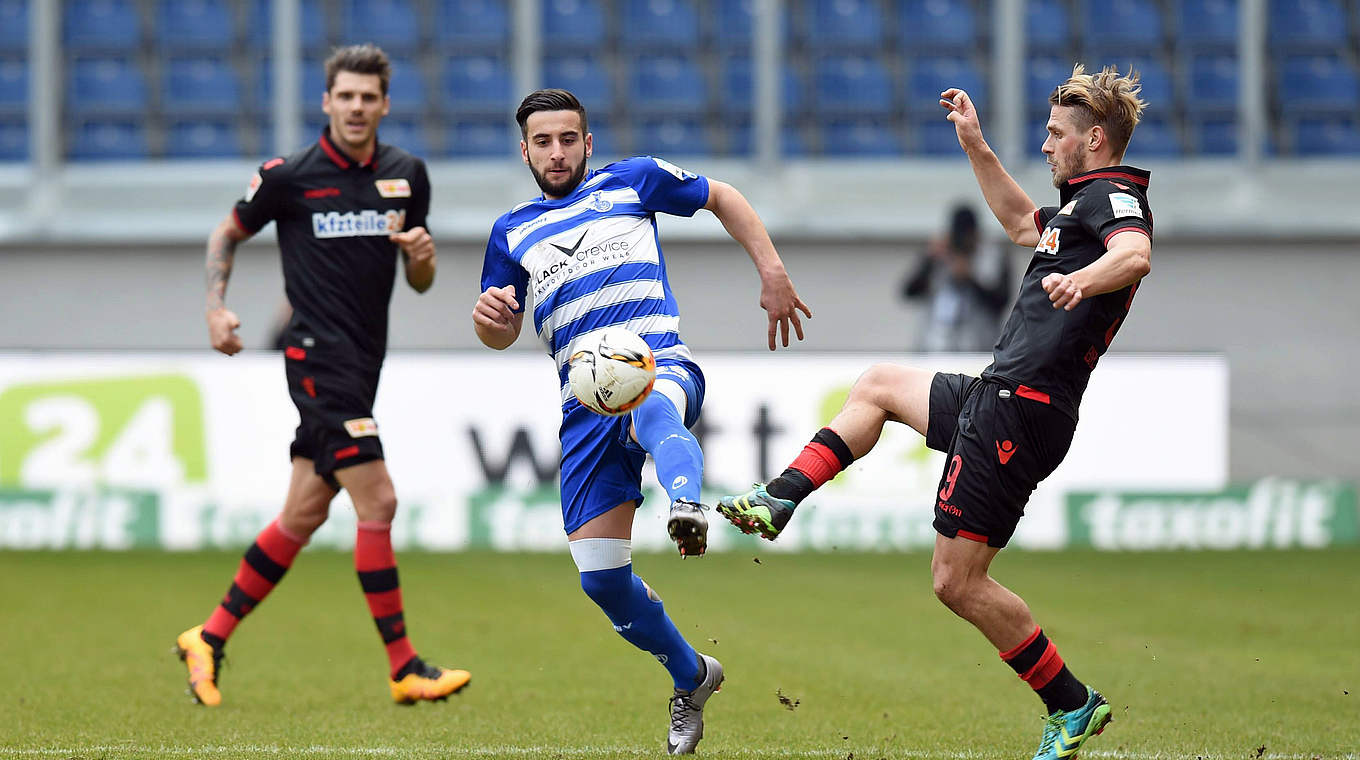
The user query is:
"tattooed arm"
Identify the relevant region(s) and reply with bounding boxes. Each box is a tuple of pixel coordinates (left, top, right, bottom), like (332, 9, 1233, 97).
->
(205, 215, 254, 355)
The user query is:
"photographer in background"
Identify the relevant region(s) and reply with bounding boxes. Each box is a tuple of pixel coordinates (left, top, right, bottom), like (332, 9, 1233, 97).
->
(902, 204, 1011, 352)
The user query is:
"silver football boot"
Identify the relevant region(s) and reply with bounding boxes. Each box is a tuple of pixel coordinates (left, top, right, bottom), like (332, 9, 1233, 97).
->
(666, 499, 710, 557)
(667, 653, 724, 754)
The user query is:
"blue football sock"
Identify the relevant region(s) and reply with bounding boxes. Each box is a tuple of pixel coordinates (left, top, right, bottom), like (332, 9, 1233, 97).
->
(632, 391, 703, 504)
(580, 564, 700, 689)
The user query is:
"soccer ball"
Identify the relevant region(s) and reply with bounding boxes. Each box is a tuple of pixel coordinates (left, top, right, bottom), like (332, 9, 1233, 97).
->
(567, 328, 657, 416)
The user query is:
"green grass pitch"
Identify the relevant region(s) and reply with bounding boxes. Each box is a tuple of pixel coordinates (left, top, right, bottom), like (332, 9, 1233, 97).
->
(1, 548, 1356, 759)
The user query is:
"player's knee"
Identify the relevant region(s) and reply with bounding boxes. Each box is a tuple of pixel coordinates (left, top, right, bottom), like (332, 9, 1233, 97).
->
(850, 363, 898, 405)
(931, 566, 974, 615)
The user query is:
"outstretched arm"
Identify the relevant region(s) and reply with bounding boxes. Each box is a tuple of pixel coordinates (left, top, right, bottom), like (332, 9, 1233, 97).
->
(939, 88, 1043, 248)
(703, 179, 813, 350)
(205, 214, 253, 355)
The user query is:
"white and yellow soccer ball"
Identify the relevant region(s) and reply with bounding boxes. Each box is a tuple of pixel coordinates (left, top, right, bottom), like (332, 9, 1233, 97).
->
(567, 328, 657, 416)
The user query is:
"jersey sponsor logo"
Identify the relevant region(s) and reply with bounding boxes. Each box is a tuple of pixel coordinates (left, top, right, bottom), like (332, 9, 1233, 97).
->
(996, 439, 1018, 464)
(1109, 192, 1142, 219)
(650, 156, 697, 181)
(1036, 226, 1061, 254)
(375, 178, 411, 198)
(532, 237, 632, 284)
(343, 417, 379, 438)
(244, 172, 262, 202)
(1059, 200, 1077, 215)
(311, 209, 406, 238)
(550, 230, 589, 257)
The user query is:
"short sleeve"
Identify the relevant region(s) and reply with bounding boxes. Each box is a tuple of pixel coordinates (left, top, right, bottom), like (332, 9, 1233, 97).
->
(479, 215, 529, 313)
(1035, 206, 1061, 230)
(1076, 181, 1152, 248)
(405, 159, 431, 233)
(232, 157, 288, 234)
(615, 156, 710, 217)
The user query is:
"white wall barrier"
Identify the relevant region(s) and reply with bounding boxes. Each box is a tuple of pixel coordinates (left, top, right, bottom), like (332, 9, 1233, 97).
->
(0, 352, 1231, 551)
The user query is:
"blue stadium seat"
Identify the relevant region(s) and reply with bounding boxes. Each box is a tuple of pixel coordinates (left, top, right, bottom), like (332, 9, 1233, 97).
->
(0, 58, 25, 113)
(543, 55, 614, 112)
(386, 58, 428, 116)
(908, 56, 985, 113)
(0, 0, 28, 53)
(163, 58, 241, 117)
(622, 0, 701, 49)
(166, 119, 242, 158)
(1188, 116, 1237, 155)
(1268, 0, 1346, 48)
(1277, 55, 1359, 110)
(712, 0, 751, 50)
(66, 57, 147, 115)
(436, 0, 510, 48)
(249, 0, 327, 53)
(632, 117, 714, 156)
(1187, 53, 1238, 111)
(64, 0, 141, 52)
(344, 0, 422, 53)
(1026, 0, 1070, 50)
(1027, 56, 1070, 105)
(1125, 118, 1181, 156)
(718, 56, 806, 116)
(813, 54, 894, 116)
(444, 118, 513, 157)
(1293, 116, 1360, 155)
(1083, 0, 1162, 48)
(376, 117, 429, 156)
(442, 54, 512, 112)
(156, 0, 234, 52)
(584, 118, 620, 156)
(0, 119, 25, 161)
(1178, 0, 1237, 48)
(804, 0, 886, 50)
(728, 121, 807, 156)
(67, 119, 148, 160)
(256, 58, 327, 110)
(822, 118, 901, 155)
(900, 0, 978, 49)
(543, 0, 606, 50)
(628, 54, 707, 112)
(912, 117, 962, 155)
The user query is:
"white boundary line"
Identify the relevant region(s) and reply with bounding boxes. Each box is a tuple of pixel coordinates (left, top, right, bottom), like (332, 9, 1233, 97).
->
(1, 748, 1354, 759)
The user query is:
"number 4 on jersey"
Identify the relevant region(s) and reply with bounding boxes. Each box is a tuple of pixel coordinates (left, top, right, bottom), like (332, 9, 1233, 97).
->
(1036, 227, 1061, 254)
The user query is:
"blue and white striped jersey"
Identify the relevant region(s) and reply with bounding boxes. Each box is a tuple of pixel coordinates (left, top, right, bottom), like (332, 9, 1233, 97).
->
(481, 156, 710, 406)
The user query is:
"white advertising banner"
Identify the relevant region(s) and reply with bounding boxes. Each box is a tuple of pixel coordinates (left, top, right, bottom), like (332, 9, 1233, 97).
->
(0, 352, 1227, 551)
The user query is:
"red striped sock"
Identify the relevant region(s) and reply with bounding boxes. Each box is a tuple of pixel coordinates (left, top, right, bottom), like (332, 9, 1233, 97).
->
(788, 428, 854, 488)
(999, 626, 1089, 713)
(355, 520, 416, 678)
(203, 519, 306, 642)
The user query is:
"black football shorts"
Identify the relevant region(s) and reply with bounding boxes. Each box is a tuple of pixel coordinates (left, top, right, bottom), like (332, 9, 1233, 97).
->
(282, 344, 385, 486)
(925, 372, 1076, 548)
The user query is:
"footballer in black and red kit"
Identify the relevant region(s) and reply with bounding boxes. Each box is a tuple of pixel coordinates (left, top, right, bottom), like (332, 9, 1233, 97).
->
(233, 128, 431, 482)
(717, 64, 1152, 759)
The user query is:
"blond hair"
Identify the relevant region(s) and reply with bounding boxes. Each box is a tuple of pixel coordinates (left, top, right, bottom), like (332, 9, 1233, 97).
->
(1049, 64, 1146, 159)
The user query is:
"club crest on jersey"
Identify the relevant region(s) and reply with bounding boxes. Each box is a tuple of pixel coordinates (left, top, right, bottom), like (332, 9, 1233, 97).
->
(375, 178, 411, 198)
(588, 190, 613, 212)
(312, 209, 406, 238)
(344, 417, 379, 438)
(1059, 200, 1077, 215)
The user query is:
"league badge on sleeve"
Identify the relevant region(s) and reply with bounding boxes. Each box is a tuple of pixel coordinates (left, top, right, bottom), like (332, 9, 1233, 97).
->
(650, 157, 697, 181)
(1108, 192, 1142, 218)
(244, 172, 262, 202)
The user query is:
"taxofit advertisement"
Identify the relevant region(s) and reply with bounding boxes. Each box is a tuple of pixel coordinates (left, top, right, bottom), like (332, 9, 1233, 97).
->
(0, 352, 1259, 552)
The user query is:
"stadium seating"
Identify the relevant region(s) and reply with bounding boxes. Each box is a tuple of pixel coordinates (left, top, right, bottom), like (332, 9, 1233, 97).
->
(0, 119, 25, 160)
(543, 0, 607, 50)
(248, 0, 327, 53)
(913, 116, 963, 155)
(1277, 54, 1359, 111)
(66, 118, 148, 160)
(543, 55, 615, 112)
(66, 57, 147, 115)
(908, 56, 986, 114)
(165, 119, 241, 158)
(621, 0, 701, 50)
(1086, 54, 1172, 111)
(899, 0, 979, 50)
(1177, 0, 1238, 49)
(0, 58, 25, 114)
(813, 54, 894, 117)
(435, 0, 511, 49)
(343, 0, 422, 54)
(628, 54, 707, 112)
(632, 117, 714, 156)
(385, 58, 429, 116)
(64, 0, 141, 52)
(256, 58, 327, 110)
(162, 58, 241, 117)
(444, 117, 513, 157)
(155, 0, 234, 53)
(376, 117, 429, 156)
(1124, 117, 1182, 156)
(804, 0, 886, 51)
(442, 54, 512, 112)
(1027, 56, 1069, 105)
(718, 55, 807, 117)
(1026, 0, 1071, 50)
(1187, 53, 1238, 111)
(1188, 115, 1237, 155)
(1293, 116, 1360, 155)
(1083, 0, 1163, 48)
(727, 120, 808, 156)
(822, 118, 901, 155)
(0, 0, 28, 53)
(1268, 0, 1347, 48)
(584, 117, 620, 156)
